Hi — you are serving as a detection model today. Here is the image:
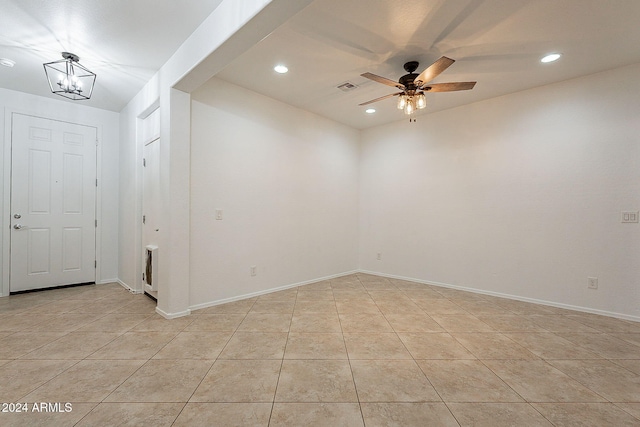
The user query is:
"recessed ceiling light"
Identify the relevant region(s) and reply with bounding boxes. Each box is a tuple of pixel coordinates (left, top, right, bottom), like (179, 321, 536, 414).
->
(274, 64, 288, 74)
(541, 53, 562, 63)
(365, 108, 376, 114)
(0, 58, 16, 68)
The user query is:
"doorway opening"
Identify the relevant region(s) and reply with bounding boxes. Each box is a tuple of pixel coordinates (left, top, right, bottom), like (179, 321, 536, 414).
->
(141, 108, 160, 300)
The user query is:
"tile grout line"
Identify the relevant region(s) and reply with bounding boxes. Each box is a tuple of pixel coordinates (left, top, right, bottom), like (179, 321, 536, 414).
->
(2, 278, 639, 424)
(267, 286, 297, 426)
(337, 275, 367, 427)
(124, 299, 261, 425)
(76, 295, 185, 415)
(373, 279, 458, 423)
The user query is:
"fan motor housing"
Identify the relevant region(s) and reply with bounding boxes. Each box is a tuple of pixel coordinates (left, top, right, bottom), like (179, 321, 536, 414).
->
(399, 61, 420, 90)
(399, 73, 419, 89)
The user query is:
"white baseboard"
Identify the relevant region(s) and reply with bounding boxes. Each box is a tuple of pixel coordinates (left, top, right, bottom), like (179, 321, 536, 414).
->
(115, 279, 142, 294)
(189, 270, 359, 313)
(359, 269, 640, 323)
(96, 278, 118, 285)
(156, 306, 191, 319)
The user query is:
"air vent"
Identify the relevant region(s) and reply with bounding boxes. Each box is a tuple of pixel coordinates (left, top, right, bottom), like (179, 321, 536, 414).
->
(337, 81, 359, 92)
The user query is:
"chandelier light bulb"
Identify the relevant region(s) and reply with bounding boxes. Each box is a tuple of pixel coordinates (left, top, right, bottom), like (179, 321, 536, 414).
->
(416, 93, 427, 109)
(397, 95, 407, 110)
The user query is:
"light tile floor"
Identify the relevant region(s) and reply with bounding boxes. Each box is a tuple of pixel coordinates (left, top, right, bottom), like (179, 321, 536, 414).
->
(0, 274, 639, 426)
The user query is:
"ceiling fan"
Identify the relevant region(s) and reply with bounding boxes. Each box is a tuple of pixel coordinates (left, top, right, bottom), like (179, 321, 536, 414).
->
(359, 56, 476, 116)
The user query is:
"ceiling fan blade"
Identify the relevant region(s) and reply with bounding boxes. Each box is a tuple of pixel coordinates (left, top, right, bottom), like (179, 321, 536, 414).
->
(361, 72, 405, 89)
(422, 81, 476, 92)
(358, 92, 402, 106)
(414, 56, 455, 86)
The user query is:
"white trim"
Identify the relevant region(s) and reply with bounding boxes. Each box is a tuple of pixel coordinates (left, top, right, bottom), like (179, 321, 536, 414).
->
(115, 279, 142, 294)
(96, 278, 119, 285)
(139, 100, 160, 120)
(134, 113, 143, 294)
(133, 102, 159, 295)
(1, 109, 11, 297)
(94, 124, 103, 284)
(189, 270, 359, 313)
(359, 270, 640, 323)
(156, 306, 191, 319)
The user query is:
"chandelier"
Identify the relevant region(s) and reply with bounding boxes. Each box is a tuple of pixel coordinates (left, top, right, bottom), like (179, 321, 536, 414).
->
(43, 52, 96, 100)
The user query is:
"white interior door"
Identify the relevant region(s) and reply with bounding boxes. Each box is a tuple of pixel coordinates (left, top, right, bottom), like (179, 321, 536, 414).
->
(142, 137, 160, 291)
(10, 113, 97, 292)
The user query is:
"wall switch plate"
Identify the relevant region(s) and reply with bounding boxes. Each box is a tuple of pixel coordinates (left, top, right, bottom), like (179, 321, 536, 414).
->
(215, 209, 223, 220)
(250, 266, 257, 276)
(587, 277, 598, 289)
(621, 211, 639, 223)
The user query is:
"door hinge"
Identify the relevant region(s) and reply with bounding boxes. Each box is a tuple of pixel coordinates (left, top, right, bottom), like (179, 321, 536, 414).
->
(142, 215, 146, 224)
(143, 273, 146, 281)
(94, 260, 97, 268)
(95, 219, 98, 227)
(143, 158, 146, 167)
(95, 178, 98, 187)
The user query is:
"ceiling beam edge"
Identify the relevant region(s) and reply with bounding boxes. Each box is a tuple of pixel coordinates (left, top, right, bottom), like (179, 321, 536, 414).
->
(173, 0, 314, 94)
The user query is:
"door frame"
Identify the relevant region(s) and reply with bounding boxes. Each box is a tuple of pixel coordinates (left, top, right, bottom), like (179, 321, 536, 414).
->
(133, 103, 160, 295)
(1, 109, 103, 296)
(142, 135, 160, 296)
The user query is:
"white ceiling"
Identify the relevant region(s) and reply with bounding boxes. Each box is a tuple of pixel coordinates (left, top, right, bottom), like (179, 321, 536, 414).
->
(1, 0, 639, 127)
(0, 0, 224, 111)
(216, 0, 640, 129)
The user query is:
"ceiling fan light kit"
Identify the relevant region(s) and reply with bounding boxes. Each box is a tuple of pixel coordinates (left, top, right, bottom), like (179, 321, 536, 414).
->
(43, 52, 96, 100)
(397, 92, 426, 115)
(360, 56, 476, 121)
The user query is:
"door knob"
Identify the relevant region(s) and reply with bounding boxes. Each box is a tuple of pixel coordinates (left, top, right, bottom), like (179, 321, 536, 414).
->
(13, 224, 23, 230)
(13, 214, 21, 219)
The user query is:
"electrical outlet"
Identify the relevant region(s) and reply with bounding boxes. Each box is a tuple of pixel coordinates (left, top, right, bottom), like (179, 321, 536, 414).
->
(621, 211, 639, 223)
(377, 252, 382, 260)
(587, 277, 598, 289)
(250, 266, 257, 277)
(215, 209, 223, 220)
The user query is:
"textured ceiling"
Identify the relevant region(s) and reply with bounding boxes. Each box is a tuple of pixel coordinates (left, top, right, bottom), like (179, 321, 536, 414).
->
(215, 0, 640, 129)
(0, 0, 224, 111)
